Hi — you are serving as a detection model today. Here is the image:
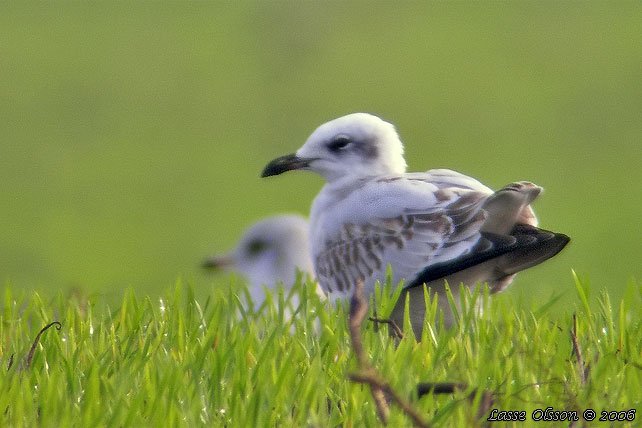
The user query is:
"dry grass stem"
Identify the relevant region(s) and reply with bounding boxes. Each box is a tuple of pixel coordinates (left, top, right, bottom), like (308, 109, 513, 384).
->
(570, 313, 588, 385)
(348, 279, 430, 428)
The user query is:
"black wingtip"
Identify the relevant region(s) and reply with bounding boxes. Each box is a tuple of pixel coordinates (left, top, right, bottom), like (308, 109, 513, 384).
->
(547, 232, 571, 257)
(404, 224, 571, 291)
(511, 224, 571, 257)
(496, 224, 571, 276)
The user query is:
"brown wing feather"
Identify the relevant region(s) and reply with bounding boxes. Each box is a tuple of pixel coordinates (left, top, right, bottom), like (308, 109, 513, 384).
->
(315, 190, 488, 294)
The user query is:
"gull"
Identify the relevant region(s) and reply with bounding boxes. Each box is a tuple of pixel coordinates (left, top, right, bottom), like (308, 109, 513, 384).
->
(261, 113, 570, 336)
(202, 214, 321, 308)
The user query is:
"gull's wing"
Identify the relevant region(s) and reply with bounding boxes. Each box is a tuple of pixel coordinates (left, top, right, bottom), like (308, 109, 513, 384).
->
(314, 175, 490, 294)
(419, 169, 493, 193)
(422, 170, 539, 227)
(312, 173, 557, 295)
(424, 170, 541, 228)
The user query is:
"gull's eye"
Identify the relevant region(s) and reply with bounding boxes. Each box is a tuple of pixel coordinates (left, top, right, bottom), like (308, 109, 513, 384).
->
(246, 240, 268, 256)
(327, 135, 351, 153)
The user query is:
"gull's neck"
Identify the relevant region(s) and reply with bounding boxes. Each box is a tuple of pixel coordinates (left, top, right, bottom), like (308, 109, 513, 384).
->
(321, 173, 375, 198)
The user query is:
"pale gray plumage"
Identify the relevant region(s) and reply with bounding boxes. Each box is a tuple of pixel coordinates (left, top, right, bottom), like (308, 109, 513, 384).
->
(202, 214, 321, 308)
(262, 113, 569, 337)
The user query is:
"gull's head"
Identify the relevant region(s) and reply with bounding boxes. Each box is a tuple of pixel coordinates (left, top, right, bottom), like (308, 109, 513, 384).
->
(202, 214, 313, 290)
(262, 113, 407, 182)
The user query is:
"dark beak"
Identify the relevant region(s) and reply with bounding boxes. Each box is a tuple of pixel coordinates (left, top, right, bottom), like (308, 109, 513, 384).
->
(201, 254, 234, 270)
(261, 153, 311, 177)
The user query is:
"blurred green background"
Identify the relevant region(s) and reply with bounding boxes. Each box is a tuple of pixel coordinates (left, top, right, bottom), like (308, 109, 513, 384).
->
(1, 3, 640, 307)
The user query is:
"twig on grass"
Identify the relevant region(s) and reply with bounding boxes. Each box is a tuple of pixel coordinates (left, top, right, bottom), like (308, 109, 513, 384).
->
(6, 354, 14, 371)
(368, 317, 404, 339)
(349, 279, 390, 422)
(349, 370, 432, 428)
(25, 321, 62, 370)
(570, 314, 588, 385)
(416, 382, 494, 421)
(6, 321, 62, 372)
(416, 382, 467, 397)
(348, 279, 430, 428)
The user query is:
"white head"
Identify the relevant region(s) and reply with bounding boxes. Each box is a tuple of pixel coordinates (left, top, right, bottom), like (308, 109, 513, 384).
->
(203, 214, 314, 303)
(262, 113, 407, 182)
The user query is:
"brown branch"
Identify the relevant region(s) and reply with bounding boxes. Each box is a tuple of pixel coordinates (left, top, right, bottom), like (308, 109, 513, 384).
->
(567, 314, 590, 428)
(349, 279, 390, 422)
(348, 279, 430, 428)
(570, 314, 587, 385)
(416, 382, 493, 422)
(416, 382, 467, 397)
(350, 370, 431, 428)
(368, 317, 404, 339)
(25, 321, 62, 369)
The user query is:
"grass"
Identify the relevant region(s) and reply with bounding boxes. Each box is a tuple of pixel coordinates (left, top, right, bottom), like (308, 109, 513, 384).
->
(0, 275, 640, 427)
